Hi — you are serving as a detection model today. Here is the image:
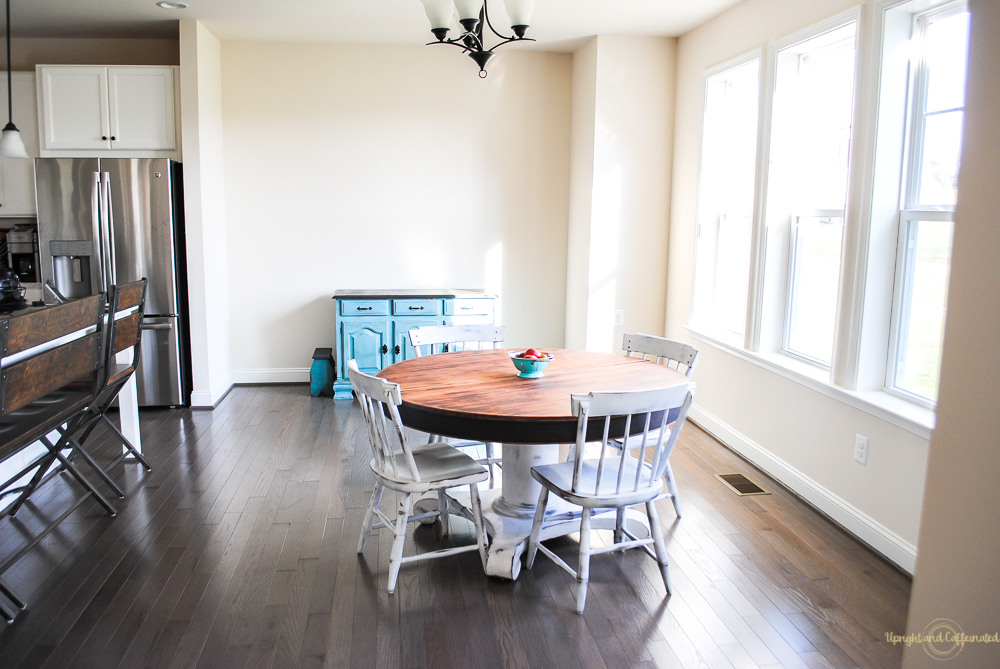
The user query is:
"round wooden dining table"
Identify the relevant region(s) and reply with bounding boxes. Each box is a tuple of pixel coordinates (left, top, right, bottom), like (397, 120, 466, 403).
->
(378, 348, 692, 579)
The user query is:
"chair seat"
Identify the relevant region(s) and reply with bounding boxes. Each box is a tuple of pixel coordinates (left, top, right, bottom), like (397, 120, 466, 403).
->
(107, 363, 133, 385)
(532, 456, 664, 507)
(371, 441, 488, 491)
(0, 381, 95, 461)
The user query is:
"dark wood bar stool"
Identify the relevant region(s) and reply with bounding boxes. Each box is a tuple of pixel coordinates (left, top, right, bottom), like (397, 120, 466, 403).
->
(0, 295, 115, 622)
(70, 279, 152, 472)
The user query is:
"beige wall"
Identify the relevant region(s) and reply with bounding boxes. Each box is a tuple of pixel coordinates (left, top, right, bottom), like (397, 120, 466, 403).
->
(903, 0, 1000, 664)
(219, 42, 571, 380)
(180, 21, 233, 406)
(564, 35, 675, 353)
(669, 0, 930, 570)
(10, 36, 179, 70)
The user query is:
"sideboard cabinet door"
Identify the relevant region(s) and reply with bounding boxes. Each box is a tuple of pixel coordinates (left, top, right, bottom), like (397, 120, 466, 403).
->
(341, 321, 391, 378)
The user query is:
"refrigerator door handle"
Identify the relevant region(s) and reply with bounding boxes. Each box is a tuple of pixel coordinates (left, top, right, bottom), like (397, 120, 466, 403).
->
(92, 171, 109, 293)
(141, 323, 173, 330)
(102, 172, 118, 287)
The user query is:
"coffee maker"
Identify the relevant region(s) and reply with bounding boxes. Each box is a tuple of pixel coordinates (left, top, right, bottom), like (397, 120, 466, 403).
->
(6, 224, 40, 284)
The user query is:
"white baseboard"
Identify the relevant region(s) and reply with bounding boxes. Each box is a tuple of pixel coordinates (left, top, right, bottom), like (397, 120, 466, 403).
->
(231, 368, 310, 384)
(190, 381, 235, 409)
(689, 404, 917, 574)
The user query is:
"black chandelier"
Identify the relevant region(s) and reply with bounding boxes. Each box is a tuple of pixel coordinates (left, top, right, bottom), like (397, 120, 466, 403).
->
(418, 0, 536, 77)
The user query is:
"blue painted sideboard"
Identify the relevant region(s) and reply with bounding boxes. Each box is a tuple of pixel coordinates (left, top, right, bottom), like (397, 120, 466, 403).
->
(332, 289, 496, 399)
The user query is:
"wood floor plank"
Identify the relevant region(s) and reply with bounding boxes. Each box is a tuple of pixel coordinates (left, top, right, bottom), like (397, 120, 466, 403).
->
(0, 387, 910, 669)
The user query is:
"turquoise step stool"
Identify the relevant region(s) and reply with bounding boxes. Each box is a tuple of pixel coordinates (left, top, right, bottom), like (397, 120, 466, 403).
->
(310, 348, 336, 397)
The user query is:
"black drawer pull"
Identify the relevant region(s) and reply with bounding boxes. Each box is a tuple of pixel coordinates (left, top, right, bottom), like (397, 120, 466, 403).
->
(408, 306, 424, 310)
(356, 306, 372, 311)
(394, 345, 401, 355)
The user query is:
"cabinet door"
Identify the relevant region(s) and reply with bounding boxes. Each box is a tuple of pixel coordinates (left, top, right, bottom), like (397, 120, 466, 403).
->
(39, 66, 111, 151)
(393, 319, 442, 362)
(107, 67, 176, 151)
(341, 320, 391, 377)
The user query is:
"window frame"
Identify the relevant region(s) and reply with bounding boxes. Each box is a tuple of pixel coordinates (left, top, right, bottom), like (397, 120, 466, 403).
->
(883, 0, 967, 407)
(689, 49, 762, 349)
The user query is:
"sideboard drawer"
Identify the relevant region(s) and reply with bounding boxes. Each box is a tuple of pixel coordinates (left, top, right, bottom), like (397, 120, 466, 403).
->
(445, 298, 493, 316)
(392, 299, 442, 316)
(340, 300, 389, 316)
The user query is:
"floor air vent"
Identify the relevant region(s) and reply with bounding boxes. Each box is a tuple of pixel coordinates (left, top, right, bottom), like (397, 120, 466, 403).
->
(716, 473, 770, 496)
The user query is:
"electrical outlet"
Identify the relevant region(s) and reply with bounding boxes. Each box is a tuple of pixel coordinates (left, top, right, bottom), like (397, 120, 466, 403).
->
(613, 310, 625, 326)
(854, 434, 868, 465)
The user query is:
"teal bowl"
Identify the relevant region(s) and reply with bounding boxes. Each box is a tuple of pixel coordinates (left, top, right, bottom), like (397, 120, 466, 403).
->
(508, 350, 554, 378)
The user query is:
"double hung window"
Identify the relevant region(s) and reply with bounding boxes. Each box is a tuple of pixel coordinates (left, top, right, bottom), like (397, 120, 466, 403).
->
(690, 0, 970, 414)
(888, 3, 969, 404)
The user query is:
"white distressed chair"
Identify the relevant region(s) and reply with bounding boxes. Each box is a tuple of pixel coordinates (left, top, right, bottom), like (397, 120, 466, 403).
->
(348, 360, 490, 594)
(526, 384, 695, 614)
(613, 333, 699, 517)
(408, 323, 506, 484)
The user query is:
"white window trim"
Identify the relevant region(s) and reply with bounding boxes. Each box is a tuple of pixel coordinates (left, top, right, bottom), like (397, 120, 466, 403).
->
(686, 325, 935, 439)
(685, 0, 966, 433)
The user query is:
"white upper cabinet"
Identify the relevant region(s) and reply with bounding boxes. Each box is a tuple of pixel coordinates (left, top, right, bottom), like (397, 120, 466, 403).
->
(37, 65, 177, 155)
(0, 72, 39, 216)
(108, 67, 176, 150)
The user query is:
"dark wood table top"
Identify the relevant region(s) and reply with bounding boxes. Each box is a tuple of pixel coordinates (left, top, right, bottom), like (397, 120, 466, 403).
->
(378, 348, 691, 444)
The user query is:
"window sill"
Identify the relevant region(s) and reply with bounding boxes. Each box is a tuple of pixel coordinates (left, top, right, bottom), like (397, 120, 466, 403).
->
(685, 326, 935, 439)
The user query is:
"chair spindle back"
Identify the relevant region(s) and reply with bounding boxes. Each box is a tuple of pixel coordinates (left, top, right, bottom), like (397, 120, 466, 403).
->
(409, 324, 505, 357)
(569, 385, 694, 497)
(347, 360, 421, 482)
(623, 333, 699, 378)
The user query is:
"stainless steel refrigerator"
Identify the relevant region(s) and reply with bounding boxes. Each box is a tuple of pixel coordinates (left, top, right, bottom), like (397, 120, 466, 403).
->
(34, 158, 190, 407)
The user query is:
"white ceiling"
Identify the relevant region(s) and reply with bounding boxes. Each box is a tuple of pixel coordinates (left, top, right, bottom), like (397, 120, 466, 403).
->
(14, 0, 742, 48)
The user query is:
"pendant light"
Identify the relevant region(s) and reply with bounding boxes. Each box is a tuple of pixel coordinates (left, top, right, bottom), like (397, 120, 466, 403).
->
(0, 0, 27, 159)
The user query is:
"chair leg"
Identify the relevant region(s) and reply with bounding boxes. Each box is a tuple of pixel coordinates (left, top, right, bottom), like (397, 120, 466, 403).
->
(437, 489, 450, 536)
(387, 493, 411, 595)
(357, 483, 384, 554)
(525, 486, 549, 569)
(663, 461, 682, 517)
(101, 415, 153, 471)
(61, 433, 125, 499)
(646, 500, 672, 595)
(576, 507, 593, 614)
(43, 438, 118, 516)
(614, 507, 625, 544)
(469, 483, 489, 569)
(7, 451, 59, 516)
(0, 576, 25, 610)
(485, 442, 495, 487)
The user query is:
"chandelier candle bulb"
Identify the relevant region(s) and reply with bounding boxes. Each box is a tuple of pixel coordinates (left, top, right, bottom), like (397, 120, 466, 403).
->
(503, 0, 535, 33)
(419, 0, 454, 37)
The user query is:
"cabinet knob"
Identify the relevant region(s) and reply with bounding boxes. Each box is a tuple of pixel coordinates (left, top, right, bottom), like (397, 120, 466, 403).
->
(102, 136, 108, 141)
(111, 136, 116, 141)
(381, 344, 389, 355)
(394, 345, 401, 355)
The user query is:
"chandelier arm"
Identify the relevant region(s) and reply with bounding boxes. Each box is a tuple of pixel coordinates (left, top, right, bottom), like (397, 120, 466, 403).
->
(485, 35, 536, 51)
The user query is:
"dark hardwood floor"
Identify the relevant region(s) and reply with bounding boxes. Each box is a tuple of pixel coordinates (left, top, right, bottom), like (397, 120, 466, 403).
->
(0, 385, 910, 668)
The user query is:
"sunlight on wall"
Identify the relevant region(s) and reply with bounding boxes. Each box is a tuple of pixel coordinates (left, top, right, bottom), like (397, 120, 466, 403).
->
(585, 163, 622, 352)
